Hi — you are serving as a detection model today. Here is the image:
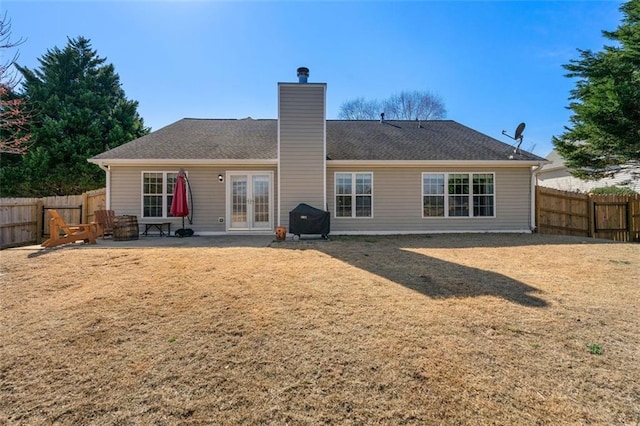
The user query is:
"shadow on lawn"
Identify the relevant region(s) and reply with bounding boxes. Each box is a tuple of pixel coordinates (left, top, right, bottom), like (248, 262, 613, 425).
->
(274, 235, 548, 307)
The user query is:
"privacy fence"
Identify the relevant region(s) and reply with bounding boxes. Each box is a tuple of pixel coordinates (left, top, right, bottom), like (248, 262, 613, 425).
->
(0, 188, 106, 249)
(536, 186, 640, 242)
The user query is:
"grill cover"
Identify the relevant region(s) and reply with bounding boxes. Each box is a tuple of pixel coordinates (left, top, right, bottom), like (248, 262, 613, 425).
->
(289, 203, 330, 237)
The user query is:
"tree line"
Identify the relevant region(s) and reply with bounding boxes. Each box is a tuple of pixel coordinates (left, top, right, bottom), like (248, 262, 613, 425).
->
(338, 90, 447, 121)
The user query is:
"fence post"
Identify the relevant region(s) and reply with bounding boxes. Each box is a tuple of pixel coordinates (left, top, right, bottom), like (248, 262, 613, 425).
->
(36, 200, 44, 244)
(82, 192, 89, 223)
(587, 194, 594, 238)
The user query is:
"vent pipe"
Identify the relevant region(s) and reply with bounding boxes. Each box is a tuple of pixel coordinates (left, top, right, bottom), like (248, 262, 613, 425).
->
(297, 67, 309, 83)
(380, 112, 385, 123)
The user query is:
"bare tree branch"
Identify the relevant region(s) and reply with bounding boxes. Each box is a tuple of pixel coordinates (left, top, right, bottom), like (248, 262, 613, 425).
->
(338, 90, 447, 121)
(0, 12, 30, 155)
(337, 97, 380, 120)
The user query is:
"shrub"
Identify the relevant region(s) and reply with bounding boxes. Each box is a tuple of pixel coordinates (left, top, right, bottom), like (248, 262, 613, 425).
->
(589, 186, 637, 195)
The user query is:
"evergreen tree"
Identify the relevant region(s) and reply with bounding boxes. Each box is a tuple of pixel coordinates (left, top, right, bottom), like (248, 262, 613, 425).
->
(1, 36, 148, 196)
(553, 0, 640, 180)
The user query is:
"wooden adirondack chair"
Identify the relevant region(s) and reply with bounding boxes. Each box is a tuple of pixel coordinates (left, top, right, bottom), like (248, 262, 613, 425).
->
(41, 209, 98, 248)
(94, 209, 116, 239)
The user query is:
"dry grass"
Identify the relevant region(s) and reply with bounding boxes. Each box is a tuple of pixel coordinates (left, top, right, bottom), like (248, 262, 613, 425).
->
(1, 234, 639, 425)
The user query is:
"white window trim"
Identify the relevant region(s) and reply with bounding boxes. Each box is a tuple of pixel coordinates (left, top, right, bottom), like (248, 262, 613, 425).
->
(421, 172, 496, 219)
(334, 171, 374, 219)
(141, 171, 182, 219)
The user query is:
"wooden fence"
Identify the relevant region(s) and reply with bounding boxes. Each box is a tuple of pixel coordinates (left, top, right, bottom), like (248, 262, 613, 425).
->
(0, 188, 106, 249)
(536, 186, 640, 242)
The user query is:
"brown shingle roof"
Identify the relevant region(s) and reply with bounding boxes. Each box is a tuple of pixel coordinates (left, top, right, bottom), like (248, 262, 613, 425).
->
(91, 118, 545, 162)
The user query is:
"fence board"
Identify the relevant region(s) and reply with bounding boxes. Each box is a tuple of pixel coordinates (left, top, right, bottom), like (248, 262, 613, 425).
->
(0, 201, 39, 249)
(536, 187, 589, 237)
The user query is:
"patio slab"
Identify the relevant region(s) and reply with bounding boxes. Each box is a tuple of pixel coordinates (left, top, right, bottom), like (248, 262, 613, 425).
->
(13, 234, 277, 250)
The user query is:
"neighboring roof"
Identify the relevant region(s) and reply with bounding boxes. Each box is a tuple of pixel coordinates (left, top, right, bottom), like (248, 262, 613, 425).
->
(539, 149, 567, 172)
(91, 118, 546, 163)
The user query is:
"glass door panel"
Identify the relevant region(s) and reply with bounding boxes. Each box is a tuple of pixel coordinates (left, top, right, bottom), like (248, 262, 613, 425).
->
(231, 176, 248, 228)
(252, 175, 270, 228)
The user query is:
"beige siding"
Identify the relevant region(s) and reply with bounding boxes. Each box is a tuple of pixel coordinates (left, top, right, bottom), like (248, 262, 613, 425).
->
(327, 166, 533, 233)
(109, 165, 277, 234)
(278, 83, 326, 227)
(538, 168, 640, 193)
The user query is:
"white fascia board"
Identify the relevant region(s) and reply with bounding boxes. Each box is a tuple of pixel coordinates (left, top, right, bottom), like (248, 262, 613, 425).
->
(326, 160, 548, 168)
(277, 82, 327, 88)
(332, 230, 533, 235)
(88, 158, 278, 167)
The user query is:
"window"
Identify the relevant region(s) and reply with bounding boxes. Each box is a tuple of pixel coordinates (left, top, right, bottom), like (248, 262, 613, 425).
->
(422, 172, 494, 218)
(422, 173, 445, 217)
(448, 174, 470, 217)
(142, 171, 178, 218)
(335, 172, 372, 218)
(473, 173, 494, 217)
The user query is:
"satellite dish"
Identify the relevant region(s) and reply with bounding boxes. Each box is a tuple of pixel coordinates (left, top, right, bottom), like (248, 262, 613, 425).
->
(501, 122, 526, 156)
(514, 122, 526, 141)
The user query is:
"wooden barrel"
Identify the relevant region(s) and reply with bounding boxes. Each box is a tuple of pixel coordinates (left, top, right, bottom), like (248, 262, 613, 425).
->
(275, 226, 287, 241)
(113, 215, 139, 241)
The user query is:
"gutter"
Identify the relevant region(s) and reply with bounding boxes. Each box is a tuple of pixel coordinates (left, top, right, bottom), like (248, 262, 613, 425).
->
(87, 158, 278, 166)
(327, 160, 545, 167)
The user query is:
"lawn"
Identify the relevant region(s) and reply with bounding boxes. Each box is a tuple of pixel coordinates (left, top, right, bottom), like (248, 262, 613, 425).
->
(1, 234, 638, 424)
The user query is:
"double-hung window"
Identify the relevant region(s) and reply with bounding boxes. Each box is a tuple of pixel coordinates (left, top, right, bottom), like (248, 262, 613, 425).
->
(335, 172, 373, 218)
(422, 172, 494, 218)
(422, 173, 445, 217)
(142, 171, 178, 218)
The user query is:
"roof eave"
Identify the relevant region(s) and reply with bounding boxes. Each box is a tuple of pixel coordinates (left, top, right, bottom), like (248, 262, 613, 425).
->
(326, 159, 548, 167)
(88, 158, 278, 167)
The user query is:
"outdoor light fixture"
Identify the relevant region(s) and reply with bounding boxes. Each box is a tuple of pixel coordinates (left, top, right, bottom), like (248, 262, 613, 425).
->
(218, 174, 224, 182)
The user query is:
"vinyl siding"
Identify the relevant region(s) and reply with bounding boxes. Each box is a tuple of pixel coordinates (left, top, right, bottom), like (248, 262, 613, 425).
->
(278, 83, 326, 227)
(327, 165, 533, 233)
(108, 165, 277, 234)
(538, 168, 640, 193)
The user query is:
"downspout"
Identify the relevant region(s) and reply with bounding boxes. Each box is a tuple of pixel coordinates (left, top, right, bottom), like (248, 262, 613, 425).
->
(530, 163, 542, 232)
(95, 161, 111, 210)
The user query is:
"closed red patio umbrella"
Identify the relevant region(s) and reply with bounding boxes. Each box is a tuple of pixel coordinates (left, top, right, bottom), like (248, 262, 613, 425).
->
(170, 168, 192, 236)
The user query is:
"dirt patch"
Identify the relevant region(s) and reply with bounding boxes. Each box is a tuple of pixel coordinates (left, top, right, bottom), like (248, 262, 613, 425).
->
(1, 234, 639, 424)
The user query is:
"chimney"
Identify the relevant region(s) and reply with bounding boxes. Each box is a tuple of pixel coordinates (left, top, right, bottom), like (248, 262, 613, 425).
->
(297, 67, 309, 83)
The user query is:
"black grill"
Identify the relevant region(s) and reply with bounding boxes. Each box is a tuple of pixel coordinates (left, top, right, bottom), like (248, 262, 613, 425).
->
(289, 203, 330, 240)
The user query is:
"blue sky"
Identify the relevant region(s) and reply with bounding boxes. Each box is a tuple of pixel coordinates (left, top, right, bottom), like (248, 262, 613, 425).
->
(4, 1, 624, 157)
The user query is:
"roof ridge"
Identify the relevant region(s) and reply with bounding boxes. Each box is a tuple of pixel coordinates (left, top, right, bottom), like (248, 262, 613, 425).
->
(325, 119, 455, 122)
(181, 118, 276, 122)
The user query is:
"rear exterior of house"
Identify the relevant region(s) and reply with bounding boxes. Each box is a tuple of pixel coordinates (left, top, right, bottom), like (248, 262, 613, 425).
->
(90, 68, 546, 236)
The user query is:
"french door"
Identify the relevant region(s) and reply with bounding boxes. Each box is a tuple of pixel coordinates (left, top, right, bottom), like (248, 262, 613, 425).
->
(228, 172, 272, 230)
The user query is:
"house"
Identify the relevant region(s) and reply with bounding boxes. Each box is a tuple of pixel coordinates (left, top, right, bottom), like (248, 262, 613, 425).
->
(89, 68, 547, 236)
(538, 149, 640, 193)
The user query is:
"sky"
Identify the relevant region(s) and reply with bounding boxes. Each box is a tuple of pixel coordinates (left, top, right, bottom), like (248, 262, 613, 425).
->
(3, 0, 625, 157)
